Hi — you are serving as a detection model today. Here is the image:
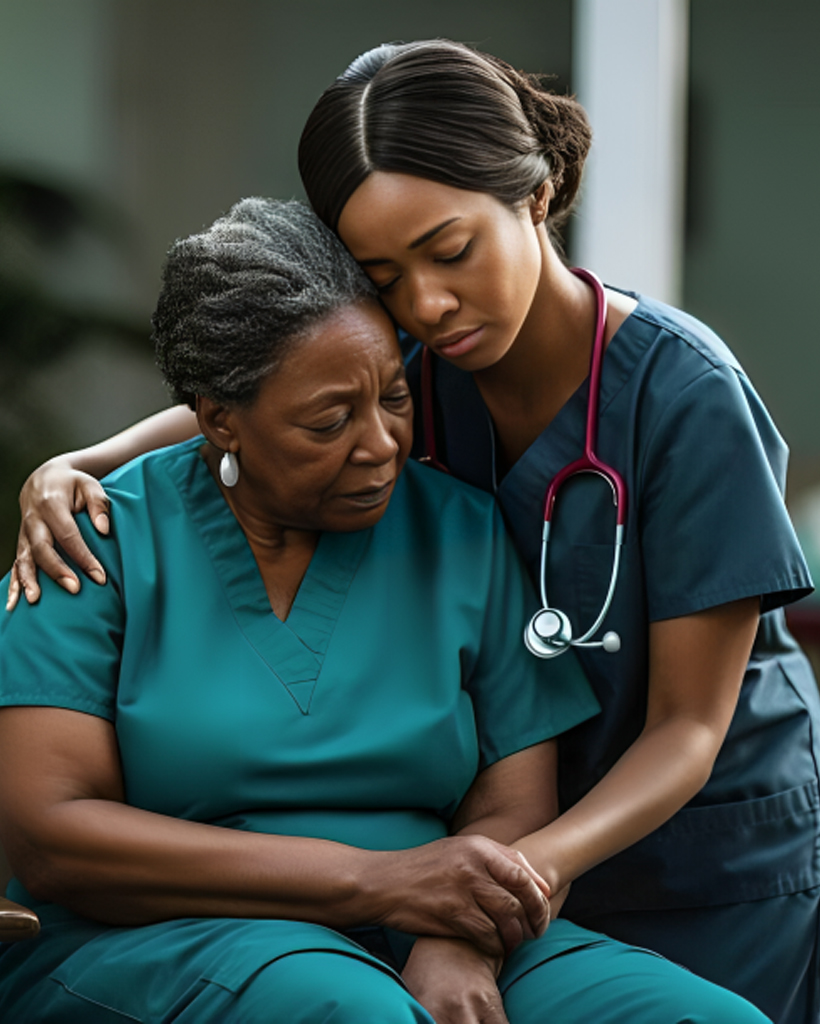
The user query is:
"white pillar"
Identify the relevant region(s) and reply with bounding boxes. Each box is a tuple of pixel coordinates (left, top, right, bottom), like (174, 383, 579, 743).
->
(572, 0, 690, 305)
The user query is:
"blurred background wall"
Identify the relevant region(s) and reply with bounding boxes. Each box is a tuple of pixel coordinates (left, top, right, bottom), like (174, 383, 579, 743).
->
(0, 0, 818, 576)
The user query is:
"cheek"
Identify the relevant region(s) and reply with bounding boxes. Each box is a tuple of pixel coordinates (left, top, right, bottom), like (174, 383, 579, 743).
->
(474, 223, 539, 310)
(396, 416, 414, 462)
(386, 405, 414, 458)
(257, 444, 341, 503)
(495, 228, 542, 322)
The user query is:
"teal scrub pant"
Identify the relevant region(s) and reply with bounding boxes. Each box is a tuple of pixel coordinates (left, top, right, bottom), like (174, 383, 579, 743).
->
(0, 919, 771, 1023)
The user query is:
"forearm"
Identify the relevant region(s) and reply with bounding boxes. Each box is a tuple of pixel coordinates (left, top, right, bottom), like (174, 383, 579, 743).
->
(60, 406, 199, 479)
(516, 600, 759, 895)
(21, 797, 378, 927)
(456, 810, 541, 847)
(514, 715, 720, 893)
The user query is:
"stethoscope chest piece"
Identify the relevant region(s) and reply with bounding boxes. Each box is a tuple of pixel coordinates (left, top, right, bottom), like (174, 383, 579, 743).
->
(525, 606, 622, 658)
(524, 608, 573, 658)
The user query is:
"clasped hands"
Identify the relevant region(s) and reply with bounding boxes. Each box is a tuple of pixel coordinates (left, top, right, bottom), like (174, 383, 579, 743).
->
(361, 836, 552, 1024)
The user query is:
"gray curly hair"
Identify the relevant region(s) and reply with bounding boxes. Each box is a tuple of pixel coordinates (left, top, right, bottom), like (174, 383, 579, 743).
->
(153, 197, 377, 408)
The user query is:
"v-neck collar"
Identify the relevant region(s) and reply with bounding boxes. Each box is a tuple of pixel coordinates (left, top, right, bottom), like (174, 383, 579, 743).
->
(429, 292, 652, 574)
(166, 440, 370, 715)
(435, 291, 649, 496)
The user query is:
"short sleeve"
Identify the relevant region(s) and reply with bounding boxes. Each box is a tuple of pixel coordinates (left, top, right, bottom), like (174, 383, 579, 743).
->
(0, 518, 123, 720)
(641, 363, 813, 620)
(465, 507, 600, 769)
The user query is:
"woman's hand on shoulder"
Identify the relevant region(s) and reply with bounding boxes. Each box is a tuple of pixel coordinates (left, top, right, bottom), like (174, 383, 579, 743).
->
(403, 937, 508, 1024)
(361, 835, 550, 959)
(7, 456, 110, 610)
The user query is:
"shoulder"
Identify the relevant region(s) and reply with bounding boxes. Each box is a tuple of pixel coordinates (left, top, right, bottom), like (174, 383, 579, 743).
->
(78, 437, 204, 557)
(102, 435, 203, 496)
(393, 458, 500, 527)
(619, 292, 743, 378)
(374, 460, 508, 570)
(611, 293, 780, 432)
(100, 437, 203, 520)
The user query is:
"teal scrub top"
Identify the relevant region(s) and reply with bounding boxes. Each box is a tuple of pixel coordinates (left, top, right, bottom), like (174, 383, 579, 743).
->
(0, 437, 596, 874)
(406, 292, 820, 917)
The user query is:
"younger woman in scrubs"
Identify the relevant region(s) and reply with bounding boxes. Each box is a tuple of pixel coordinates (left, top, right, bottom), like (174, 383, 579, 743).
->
(8, 40, 818, 1024)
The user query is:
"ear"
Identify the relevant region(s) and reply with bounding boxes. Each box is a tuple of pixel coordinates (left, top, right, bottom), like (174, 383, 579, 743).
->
(529, 181, 552, 226)
(196, 395, 239, 453)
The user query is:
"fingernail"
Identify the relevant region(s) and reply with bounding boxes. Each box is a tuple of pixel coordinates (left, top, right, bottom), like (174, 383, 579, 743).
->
(94, 513, 110, 534)
(89, 568, 106, 585)
(60, 577, 80, 594)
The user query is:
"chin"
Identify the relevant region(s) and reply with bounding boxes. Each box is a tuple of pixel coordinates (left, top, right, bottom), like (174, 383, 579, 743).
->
(336, 508, 391, 532)
(442, 333, 514, 372)
(330, 494, 396, 532)
(442, 346, 503, 373)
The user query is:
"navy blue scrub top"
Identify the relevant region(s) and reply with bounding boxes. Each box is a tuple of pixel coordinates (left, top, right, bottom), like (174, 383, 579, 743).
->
(405, 292, 820, 919)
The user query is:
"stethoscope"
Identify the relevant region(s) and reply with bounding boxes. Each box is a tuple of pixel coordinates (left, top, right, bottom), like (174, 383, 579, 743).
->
(421, 267, 626, 659)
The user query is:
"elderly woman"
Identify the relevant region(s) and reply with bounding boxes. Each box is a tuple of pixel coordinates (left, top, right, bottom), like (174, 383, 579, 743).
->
(0, 200, 768, 1024)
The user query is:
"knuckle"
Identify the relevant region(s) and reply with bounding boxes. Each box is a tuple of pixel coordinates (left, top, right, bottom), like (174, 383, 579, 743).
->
(496, 896, 522, 924)
(460, 834, 486, 857)
(39, 492, 63, 514)
(16, 559, 36, 583)
(19, 507, 40, 530)
(52, 523, 80, 546)
(30, 539, 56, 559)
(469, 914, 495, 940)
(475, 990, 498, 1013)
(439, 893, 463, 918)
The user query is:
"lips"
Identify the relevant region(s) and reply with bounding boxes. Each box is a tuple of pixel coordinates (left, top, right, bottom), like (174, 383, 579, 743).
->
(340, 481, 394, 507)
(432, 326, 484, 358)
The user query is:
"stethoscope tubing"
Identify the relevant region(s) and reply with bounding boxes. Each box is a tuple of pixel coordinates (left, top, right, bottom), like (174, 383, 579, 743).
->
(541, 268, 627, 530)
(420, 266, 627, 656)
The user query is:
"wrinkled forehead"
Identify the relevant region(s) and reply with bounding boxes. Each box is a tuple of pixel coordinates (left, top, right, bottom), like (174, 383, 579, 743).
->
(275, 300, 403, 381)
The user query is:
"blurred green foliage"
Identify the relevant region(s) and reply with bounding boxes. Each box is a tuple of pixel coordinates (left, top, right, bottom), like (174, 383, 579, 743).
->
(0, 171, 145, 572)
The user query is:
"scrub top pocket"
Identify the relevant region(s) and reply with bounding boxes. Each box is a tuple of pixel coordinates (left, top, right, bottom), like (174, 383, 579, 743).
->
(567, 779, 820, 918)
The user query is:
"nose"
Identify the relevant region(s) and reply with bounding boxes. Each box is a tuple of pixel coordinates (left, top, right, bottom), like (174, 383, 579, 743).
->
(409, 273, 459, 326)
(350, 405, 400, 465)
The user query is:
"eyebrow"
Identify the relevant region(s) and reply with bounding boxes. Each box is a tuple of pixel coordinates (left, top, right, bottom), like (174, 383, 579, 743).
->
(357, 218, 463, 267)
(303, 363, 407, 405)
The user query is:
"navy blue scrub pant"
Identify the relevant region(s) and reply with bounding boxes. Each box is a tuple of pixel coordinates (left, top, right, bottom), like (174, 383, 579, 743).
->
(579, 887, 820, 1024)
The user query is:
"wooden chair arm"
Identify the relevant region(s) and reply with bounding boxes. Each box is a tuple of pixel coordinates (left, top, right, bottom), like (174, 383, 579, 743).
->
(0, 895, 40, 942)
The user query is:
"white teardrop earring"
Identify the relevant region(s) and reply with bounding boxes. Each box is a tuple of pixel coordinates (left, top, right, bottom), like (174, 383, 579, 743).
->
(219, 451, 239, 487)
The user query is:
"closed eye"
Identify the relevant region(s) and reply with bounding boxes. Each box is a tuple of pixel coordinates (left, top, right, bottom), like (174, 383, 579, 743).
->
(382, 390, 411, 407)
(308, 413, 350, 434)
(437, 240, 472, 264)
(375, 275, 400, 295)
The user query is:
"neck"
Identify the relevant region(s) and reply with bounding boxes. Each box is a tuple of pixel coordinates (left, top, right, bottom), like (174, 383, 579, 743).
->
(201, 445, 318, 559)
(202, 444, 319, 620)
(473, 234, 598, 467)
(476, 238, 596, 409)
